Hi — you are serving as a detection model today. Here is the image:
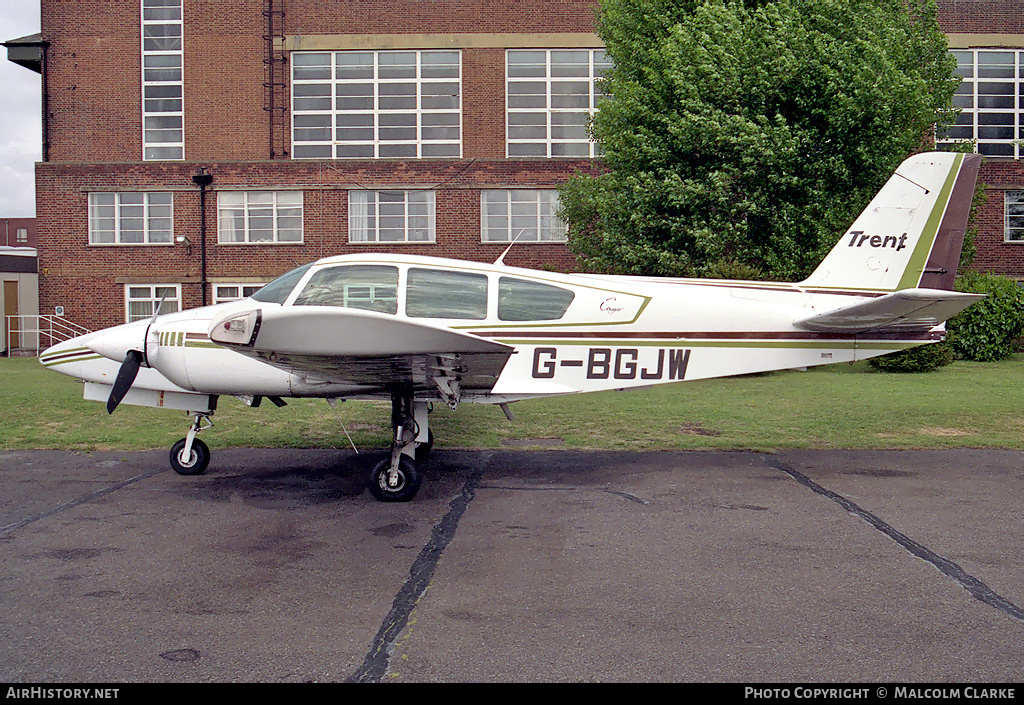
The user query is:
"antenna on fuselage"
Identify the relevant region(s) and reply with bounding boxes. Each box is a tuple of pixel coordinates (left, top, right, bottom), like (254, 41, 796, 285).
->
(494, 229, 527, 266)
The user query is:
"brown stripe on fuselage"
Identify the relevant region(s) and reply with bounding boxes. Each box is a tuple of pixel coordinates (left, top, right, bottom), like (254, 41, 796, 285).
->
(474, 330, 942, 342)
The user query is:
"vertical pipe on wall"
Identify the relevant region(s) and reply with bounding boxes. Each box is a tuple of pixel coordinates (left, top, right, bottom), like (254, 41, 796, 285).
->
(192, 168, 213, 306)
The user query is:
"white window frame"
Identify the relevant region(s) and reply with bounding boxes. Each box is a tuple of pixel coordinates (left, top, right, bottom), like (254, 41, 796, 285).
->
(291, 50, 462, 159)
(217, 191, 304, 244)
(125, 284, 181, 323)
(15, 228, 28, 244)
(1006, 191, 1024, 243)
(349, 190, 436, 243)
(506, 49, 609, 158)
(941, 49, 1022, 159)
(141, 0, 184, 160)
(88, 192, 174, 245)
(481, 189, 567, 243)
(212, 283, 266, 304)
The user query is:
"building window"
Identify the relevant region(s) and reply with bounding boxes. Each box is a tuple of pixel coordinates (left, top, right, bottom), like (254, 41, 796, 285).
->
(142, 0, 184, 160)
(941, 50, 1022, 159)
(126, 284, 180, 323)
(1007, 191, 1024, 242)
(506, 49, 609, 158)
(349, 191, 435, 243)
(481, 190, 567, 242)
(88, 193, 173, 245)
(218, 192, 303, 244)
(292, 50, 461, 159)
(212, 284, 265, 304)
(15, 228, 28, 244)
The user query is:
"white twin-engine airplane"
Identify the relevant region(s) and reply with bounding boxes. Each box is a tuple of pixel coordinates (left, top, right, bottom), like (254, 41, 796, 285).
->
(42, 152, 983, 501)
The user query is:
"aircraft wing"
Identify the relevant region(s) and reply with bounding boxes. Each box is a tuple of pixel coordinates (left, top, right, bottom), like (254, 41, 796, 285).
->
(793, 288, 984, 334)
(209, 306, 514, 395)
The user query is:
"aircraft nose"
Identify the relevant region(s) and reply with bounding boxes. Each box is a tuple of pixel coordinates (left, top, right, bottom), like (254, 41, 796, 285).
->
(85, 322, 149, 362)
(40, 336, 85, 366)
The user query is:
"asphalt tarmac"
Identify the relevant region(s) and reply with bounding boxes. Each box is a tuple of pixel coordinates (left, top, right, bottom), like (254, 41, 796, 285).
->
(0, 447, 1021, 683)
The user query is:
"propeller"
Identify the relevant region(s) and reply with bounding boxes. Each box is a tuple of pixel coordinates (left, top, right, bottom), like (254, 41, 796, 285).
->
(106, 349, 143, 413)
(105, 297, 166, 414)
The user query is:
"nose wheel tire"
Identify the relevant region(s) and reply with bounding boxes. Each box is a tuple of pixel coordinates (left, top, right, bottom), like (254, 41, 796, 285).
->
(170, 438, 211, 475)
(368, 456, 422, 502)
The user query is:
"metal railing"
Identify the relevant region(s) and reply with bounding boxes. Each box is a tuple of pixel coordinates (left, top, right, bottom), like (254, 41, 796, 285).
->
(4, 315, 92, 356)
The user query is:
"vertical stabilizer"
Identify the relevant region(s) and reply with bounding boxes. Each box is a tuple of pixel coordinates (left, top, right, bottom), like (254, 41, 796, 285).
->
(801, 152, 982, 292)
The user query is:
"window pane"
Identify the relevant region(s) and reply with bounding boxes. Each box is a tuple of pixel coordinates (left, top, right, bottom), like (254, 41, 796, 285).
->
(498, 277, 575, 321)
(407, 269, 487, 319)
(294, 49, 461, 159)
(294, 265, 399, 313)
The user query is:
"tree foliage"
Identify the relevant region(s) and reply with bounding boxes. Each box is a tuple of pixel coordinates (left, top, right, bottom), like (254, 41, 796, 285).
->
(560, 0, 960, 279)
(867, 343, 953, 373)
(946, 271, 1024, 362)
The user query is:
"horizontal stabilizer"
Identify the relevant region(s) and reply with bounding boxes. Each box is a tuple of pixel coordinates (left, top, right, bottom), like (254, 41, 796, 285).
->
(794, 288, 984, 334)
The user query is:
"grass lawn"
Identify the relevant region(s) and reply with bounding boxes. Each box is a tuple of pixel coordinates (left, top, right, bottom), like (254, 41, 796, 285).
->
(2, 354, 1023, 453)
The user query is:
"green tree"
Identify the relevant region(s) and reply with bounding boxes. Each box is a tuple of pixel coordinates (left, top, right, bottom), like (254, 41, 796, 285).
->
(560, 0, 960, 279)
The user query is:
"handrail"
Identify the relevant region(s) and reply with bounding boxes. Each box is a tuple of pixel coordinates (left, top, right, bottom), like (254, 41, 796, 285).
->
(4, 315, 92, 356)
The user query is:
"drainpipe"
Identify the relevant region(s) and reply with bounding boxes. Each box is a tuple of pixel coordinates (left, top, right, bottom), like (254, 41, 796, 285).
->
(191, 168, 213, 306)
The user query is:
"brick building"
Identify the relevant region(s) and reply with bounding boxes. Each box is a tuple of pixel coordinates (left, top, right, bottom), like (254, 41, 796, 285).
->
(938, 0, 1024, 274)
(5, 0, 1024, 330)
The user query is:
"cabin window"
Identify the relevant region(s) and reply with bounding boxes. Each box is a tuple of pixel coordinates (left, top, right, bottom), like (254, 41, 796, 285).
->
(293, 265, 399, 314)
(406, 268, 487, 319)
(251, 263, 313, 304)
(497, 277, 575, 321)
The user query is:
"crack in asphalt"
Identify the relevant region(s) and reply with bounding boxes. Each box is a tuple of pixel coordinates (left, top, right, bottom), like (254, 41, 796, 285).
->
(0, 466, 167, 536)
(762, 454, 1024, 623)
(348, 455, 489, 682)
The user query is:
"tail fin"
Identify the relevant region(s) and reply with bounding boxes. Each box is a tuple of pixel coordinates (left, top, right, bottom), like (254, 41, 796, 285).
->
(801, 152, 982, 292)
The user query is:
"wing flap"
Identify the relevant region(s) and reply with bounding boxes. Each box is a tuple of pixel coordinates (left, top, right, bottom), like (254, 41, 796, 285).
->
(794, 288, 984, 334)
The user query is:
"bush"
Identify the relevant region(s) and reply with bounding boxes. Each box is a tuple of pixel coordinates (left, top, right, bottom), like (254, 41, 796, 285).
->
(946, 271, 1024, 362)
(868, 343, 954, 373)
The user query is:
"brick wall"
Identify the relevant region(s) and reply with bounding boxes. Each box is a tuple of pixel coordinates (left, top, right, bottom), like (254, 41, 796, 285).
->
(936, 1, 1024, 278)
(36, 158, 602, 329)
(36, 0, 607, 329)
(971, 161, 1024, 276)
(936, 0, 1024, 34)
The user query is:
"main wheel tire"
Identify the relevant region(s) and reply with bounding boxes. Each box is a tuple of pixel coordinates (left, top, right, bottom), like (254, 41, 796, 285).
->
(170, 438, 211, 475)
(368, 455, 422, 502)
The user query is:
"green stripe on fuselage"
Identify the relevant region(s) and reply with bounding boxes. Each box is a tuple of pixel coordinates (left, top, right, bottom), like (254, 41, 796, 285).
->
(897, 153, 964, 291)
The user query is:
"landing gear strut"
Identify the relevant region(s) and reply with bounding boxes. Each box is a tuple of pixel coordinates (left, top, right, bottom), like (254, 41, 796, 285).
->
(169, 412, 213, 475)
(368, 388, 430, 502)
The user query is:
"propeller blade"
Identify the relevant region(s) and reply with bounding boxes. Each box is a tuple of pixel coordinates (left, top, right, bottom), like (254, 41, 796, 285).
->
(107, 349, 144, 414)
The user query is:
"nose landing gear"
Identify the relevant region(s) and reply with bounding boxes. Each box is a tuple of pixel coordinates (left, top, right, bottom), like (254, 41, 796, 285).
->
(169, 412, 213, 475)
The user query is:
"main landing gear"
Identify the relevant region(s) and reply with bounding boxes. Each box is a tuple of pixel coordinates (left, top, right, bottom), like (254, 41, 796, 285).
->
(368, 389, 432, 502)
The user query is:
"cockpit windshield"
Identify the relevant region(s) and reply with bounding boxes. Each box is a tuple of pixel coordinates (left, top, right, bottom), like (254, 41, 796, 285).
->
(250, 263, 314, 304)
